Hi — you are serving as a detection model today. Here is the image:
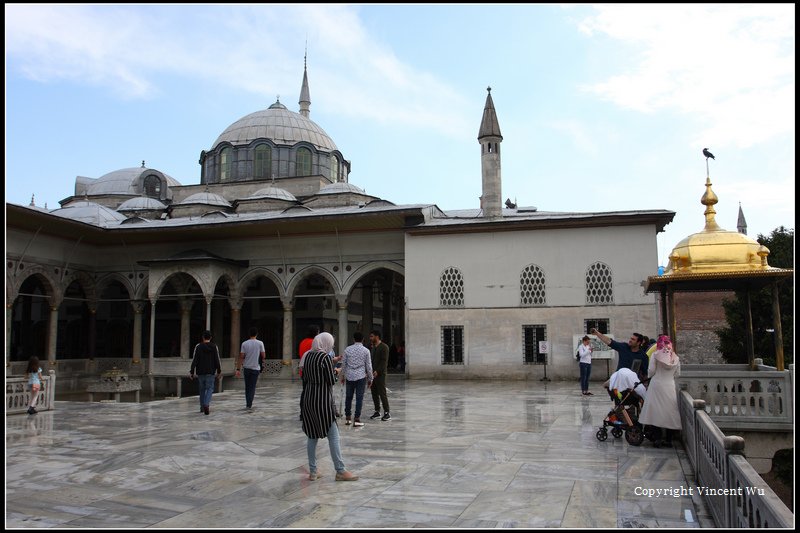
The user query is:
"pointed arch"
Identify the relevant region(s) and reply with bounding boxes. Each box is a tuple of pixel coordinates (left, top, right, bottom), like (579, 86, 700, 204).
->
(61, 271, 97, 306)
(96, 273, 135, 301)
(341, 261, 405, 297)
(286, 266, 340, 297)
(9, 267, 59, 306)
(239, 268, 287, 298)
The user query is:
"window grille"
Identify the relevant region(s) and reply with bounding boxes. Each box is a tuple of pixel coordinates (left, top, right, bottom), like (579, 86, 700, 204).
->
(586, 262, 614, 304)
(522, 325, 547, 364)
(520, 264, 546, 306)
(441, 326, 464, 364)
(439, 267, 464, 307)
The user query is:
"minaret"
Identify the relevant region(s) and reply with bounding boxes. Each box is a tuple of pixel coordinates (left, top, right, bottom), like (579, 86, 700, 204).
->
(478, 87, 502, 218)
(737, 202, 748, 235)
(299, 50, 311, 118)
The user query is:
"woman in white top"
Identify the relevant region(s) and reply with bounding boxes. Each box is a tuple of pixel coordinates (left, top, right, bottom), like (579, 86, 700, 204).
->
(578, 335, 593, 395)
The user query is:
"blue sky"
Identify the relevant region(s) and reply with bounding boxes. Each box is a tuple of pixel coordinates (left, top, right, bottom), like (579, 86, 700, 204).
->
(5, 4, 795, 265)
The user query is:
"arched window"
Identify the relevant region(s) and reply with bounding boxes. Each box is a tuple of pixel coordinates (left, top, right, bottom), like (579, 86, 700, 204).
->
(520, 264, 546, 306)
(143, 175, 161, 198)
(296, 147, 311, 176)
(439, 267, 464, 308)
(254, 145, 271, 179)
(220, 147, 232, 181)
(586, 262, 614, 305)
(331, 155, 339, 183)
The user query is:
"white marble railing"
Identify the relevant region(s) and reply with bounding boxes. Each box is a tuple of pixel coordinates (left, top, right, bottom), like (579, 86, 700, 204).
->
(680, 391, 794, 528)
(677, 363, 794, 431)
(6, 370, 57, 415)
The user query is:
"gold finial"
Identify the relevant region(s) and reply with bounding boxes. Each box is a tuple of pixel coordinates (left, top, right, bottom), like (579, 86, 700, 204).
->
(701, 177, 720, 231)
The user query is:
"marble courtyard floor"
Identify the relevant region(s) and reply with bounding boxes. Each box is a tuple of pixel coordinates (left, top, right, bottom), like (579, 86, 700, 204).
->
(6, 377, 714, 528)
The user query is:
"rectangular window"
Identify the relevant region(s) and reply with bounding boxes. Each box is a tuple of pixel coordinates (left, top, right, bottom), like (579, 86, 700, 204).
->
(522, 325, 547, 364)
(441, 326, 464, 365)
(584, 319, 609, 335)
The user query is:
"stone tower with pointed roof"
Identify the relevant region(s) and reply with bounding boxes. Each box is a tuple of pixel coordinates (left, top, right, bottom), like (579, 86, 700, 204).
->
(299, 51, 311, 118)
(737, 203, 747, 235)
(478, 87, 502, 218)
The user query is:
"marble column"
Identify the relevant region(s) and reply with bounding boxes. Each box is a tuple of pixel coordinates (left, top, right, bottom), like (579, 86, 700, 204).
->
(6, 303, 13, 369)
(180, 298, 192, 359)
(229, 297, 242, 362)
(337, 296, 348, 356)
(88, 305, 97, 360)
(47, 305, 59, 368)
(205, 297, 212, 331)
(281, 297, 293, 377)
(149, 299, 156, 397)
(131, 301, 144, 364)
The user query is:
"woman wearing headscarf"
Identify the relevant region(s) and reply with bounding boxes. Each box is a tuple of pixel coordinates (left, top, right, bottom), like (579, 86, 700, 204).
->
(301, 332, 358, 481)
(638, 335, 681, 447)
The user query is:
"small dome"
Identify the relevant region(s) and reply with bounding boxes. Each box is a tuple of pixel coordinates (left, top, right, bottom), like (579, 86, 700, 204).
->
(179, 192, 231, 207)
(50, 201, 127, 226)
(317, 182, 366, 195)
(247, 187, 297, 202)
(667, 230, 769, 274)
(117, 197, 167, 211)
(86, 167, 180, 195)
(213, 106, 337, 151)
(665, 177, 771, 274)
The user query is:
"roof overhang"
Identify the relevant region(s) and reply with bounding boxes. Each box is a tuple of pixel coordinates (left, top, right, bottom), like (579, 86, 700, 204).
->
(407, 210, 675, 236)
(645, 268, 794, 293)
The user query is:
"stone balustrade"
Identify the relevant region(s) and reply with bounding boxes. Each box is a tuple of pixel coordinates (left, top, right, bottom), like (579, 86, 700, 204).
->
(6, 370, 57, 415)
(680, 390, 794, 528)
(678, 362, 794, 431)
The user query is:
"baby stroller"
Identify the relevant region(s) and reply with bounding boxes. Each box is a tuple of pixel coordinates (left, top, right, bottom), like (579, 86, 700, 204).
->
(596, 384, 647, 446)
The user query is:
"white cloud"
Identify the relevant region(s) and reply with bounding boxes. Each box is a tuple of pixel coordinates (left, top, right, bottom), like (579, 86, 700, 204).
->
(548, 120, 601, 156)
(5, 4, 470, 136)
(577, 5, 795, 148)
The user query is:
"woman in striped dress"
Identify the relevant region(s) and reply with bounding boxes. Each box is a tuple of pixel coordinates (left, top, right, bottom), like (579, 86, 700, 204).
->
(301, 332, 358, 481)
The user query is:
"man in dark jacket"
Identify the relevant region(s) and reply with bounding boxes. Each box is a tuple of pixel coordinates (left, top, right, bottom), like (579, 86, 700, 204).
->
(368, 329, 391, 421)
(189, 330, 222, 415)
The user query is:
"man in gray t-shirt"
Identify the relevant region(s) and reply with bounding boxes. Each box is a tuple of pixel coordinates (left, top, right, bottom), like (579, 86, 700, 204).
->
(237, 327, 266, 410)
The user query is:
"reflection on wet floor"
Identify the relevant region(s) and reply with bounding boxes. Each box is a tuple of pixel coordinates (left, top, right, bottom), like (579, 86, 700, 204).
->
(6, 378, 713, 528)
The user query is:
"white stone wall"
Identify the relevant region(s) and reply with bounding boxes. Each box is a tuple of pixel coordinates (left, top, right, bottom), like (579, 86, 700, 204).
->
(405, 223, 660, 379)
(406, 305, 656, 380)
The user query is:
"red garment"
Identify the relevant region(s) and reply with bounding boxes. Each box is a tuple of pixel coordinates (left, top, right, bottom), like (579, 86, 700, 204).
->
(298, 338, 313, 377)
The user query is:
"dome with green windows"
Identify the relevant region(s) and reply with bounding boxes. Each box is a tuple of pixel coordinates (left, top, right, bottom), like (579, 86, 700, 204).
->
(200, 63, 350, 187)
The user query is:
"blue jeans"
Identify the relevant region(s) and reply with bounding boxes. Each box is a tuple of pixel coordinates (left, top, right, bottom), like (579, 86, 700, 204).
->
(344, 378, 366, 419)
(579, 362, 592, 392)
(243, 368, 260, 408)
(307, 420, 345, 475)
(198, 374, 215, 408)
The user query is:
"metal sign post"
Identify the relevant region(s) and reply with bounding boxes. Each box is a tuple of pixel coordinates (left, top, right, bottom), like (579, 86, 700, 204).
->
(539, 341, 551, 382)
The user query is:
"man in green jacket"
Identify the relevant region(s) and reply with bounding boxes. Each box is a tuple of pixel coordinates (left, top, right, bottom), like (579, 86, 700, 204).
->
(368, 329, 391, 421)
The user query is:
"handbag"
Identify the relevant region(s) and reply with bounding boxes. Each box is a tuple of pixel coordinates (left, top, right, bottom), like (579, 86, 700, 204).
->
(575, 349, 581, 361)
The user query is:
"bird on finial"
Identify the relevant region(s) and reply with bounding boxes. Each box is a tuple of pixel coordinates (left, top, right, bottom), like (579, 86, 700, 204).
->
(703, 148, 715, 160)
(142, 160, 146, 168)
(487, 86, 492, 93)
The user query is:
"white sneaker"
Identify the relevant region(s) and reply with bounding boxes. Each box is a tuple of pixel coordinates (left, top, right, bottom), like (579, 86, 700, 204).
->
(353, 420, 364, 427)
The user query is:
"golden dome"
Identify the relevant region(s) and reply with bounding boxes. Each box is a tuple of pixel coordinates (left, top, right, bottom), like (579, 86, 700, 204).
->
(664, 177, 771, 274)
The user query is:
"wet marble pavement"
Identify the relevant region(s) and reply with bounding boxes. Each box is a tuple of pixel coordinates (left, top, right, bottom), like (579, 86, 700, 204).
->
(6, 378, 714, 528)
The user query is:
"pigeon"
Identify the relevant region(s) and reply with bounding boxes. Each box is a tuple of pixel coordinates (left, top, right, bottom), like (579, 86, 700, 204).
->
(703, 148, 715, 160)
